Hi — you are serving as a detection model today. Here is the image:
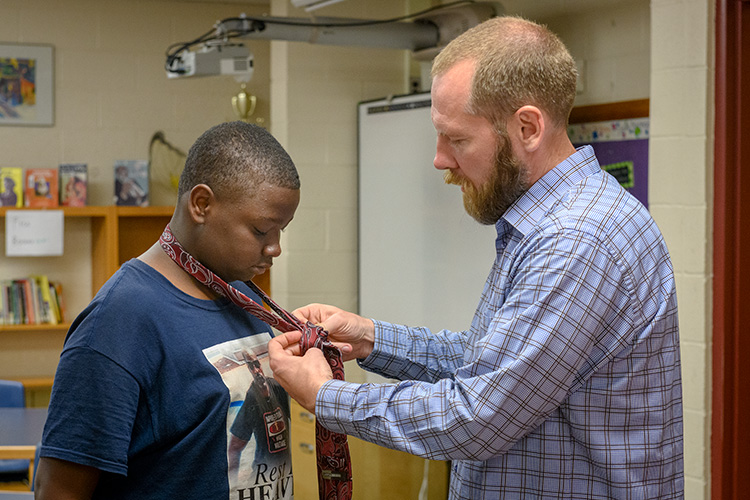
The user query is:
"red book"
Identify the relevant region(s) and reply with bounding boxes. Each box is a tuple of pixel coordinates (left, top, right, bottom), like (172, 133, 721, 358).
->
(24, 168, 59, 208)
(14, 278, 35, 324)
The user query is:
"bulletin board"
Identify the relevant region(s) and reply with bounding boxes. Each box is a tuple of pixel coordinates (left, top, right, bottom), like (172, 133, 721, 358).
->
(568, 99, 650, 208)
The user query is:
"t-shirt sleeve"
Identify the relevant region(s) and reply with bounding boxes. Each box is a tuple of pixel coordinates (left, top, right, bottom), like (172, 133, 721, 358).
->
(40, 346, 140, 476)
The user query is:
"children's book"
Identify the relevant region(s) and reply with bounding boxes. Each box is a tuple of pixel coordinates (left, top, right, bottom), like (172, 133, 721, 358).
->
(114, 160, 149, 207)
(12, 279, 32, 324)
(51, 281, 65, 323)
(0, 280, 10, 325)
(59, 163, 88, 207)
(0, 167, 23, 207)
(31, 274, 58, 325)
(24, 168, 59, 208)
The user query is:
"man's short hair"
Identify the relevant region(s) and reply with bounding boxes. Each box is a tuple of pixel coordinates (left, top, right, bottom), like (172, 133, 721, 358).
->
(432, 16, 578, 129)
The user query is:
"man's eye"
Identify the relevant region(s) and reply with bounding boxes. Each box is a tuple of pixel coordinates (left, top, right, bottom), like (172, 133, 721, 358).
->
(254, 227, 268, 236)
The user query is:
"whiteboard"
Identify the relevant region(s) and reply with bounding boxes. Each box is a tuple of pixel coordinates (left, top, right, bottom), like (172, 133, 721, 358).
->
(357, 93, 497, 333)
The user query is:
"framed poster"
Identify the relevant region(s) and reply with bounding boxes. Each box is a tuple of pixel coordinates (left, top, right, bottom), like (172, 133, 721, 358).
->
(0, 43, 54, 126)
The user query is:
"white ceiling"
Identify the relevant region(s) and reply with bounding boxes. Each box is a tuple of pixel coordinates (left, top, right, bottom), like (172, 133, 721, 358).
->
(499, 0, 630, 19)
(170, 0, 268, 5)
(171, 0, 630, 21)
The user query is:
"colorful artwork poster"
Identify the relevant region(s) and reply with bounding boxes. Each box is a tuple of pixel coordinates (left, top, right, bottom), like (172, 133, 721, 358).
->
(0, 44, 53, 126)
(0, 57, 37, 120)
(568, 118, 649, 209)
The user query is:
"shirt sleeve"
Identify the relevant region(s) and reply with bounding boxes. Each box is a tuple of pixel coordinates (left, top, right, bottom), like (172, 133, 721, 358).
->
(40, 346, 140, 475)
(356, 321, 469, 383)
(316, 229, 637, 461)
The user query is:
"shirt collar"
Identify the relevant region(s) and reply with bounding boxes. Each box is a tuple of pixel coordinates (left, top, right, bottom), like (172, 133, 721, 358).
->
(496, 145, 600, 237)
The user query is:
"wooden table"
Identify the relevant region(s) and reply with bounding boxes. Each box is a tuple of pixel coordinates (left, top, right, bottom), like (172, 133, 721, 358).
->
(0, 408, 47, 489)
(0, 492, 33, 498)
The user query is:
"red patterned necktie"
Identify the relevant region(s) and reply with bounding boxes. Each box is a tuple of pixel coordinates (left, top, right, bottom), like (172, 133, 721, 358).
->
(159, 224, 353, 500)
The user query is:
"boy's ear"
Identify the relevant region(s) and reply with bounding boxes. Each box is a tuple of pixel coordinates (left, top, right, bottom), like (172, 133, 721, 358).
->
(188, 184, 214, 224)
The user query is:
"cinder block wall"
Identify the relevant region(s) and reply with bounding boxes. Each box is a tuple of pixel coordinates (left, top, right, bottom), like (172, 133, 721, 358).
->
(268, 0, 409, 318)
(0, 0, 272, 320)
(649, 1, 713, 498)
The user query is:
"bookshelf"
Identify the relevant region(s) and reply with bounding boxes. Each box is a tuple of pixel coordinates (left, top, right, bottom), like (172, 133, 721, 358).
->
(0, 206, 270, 395)
(0, 205, 174, 297)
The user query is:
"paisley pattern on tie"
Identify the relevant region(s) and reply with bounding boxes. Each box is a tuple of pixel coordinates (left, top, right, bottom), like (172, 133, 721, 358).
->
(159, 224, 353, 500)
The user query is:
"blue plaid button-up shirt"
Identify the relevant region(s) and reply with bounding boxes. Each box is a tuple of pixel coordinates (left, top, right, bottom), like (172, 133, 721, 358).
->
(316, 146, 684, 499)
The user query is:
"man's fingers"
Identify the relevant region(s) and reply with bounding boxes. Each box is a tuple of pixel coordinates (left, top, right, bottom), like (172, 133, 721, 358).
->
(330, 342, 353, 355)
(270, 331, 302, 354)
(291, 304, 320, 323)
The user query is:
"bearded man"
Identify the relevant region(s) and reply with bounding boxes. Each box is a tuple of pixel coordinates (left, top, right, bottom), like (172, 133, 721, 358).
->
(269, 15, 684, 499)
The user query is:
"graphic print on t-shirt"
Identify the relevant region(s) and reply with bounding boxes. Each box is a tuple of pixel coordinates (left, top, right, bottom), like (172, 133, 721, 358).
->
(203, 335, 293, 499)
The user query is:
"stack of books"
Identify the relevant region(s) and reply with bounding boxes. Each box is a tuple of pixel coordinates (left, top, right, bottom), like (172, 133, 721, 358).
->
(0, 275, 65, 326)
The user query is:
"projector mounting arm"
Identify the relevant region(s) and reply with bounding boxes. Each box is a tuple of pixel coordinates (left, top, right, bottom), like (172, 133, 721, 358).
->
(165, 2, 503, 78)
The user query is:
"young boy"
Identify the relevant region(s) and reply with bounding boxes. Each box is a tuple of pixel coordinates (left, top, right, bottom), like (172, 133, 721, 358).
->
(35, 121, 300, 500)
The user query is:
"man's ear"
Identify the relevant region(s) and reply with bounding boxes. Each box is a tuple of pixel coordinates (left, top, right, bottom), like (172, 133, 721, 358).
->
(188, 184, 214, 224)
(510, 105, 545, 153)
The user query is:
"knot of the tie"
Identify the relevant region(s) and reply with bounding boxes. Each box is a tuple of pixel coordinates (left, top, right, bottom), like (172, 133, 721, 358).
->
(300, 322, 345, 380)
(300, 321, 327, 350)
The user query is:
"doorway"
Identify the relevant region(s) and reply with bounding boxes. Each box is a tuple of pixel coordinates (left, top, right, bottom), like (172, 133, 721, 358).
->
(712, 1, 750, 498)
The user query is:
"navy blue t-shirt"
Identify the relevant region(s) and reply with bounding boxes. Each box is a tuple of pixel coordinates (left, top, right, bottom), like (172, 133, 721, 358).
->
(40, 259, 293, 499)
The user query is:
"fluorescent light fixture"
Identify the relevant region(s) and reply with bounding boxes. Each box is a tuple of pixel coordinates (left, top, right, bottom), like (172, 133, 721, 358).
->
(290, 0, 346, 11)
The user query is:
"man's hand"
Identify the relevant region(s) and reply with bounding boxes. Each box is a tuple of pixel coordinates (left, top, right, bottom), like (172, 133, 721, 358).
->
(293, 303, 376, 361)
(268, 331, 333, 413)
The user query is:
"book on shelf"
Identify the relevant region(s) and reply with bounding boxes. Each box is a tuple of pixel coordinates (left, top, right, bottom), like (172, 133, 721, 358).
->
(59, 163, 88, 207)
(11, 280, 26, 324)
(0, 283, 8, 325)
(0, 276, 64, 326)
(114, 160, 149, 207)
(52, 281, 65, 323)
(19, 278, 36, 324)
(24, 168, 59, 208)
(0, 167, 24, 208)
(32, 274, 60, 325)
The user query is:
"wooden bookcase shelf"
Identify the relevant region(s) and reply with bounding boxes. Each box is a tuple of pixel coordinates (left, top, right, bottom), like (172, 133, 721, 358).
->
(1, 205, 268, 295)
(0, 205, 270, 391)
(0, 205, 174, 298)
(0, 206, 172, 397)
(0, 206, 173, 339)
(0, 323, 72, 333)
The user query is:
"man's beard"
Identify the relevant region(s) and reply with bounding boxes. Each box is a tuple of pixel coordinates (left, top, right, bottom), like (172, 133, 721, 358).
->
(444, 135, 529, 225)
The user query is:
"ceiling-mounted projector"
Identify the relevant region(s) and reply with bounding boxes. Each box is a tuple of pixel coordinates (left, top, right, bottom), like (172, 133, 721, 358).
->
(166, 43, 253, 80)
(165, 2, 504, 78)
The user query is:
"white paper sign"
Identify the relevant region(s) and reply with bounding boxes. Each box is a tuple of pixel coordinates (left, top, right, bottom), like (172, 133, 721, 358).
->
(5, 210, 64, 256)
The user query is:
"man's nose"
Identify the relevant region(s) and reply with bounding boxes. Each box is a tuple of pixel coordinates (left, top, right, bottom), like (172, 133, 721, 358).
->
(434, 136, 457, 171)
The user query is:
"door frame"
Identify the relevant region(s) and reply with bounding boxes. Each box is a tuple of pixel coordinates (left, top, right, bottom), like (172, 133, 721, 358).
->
(712, 0, 750, 498)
